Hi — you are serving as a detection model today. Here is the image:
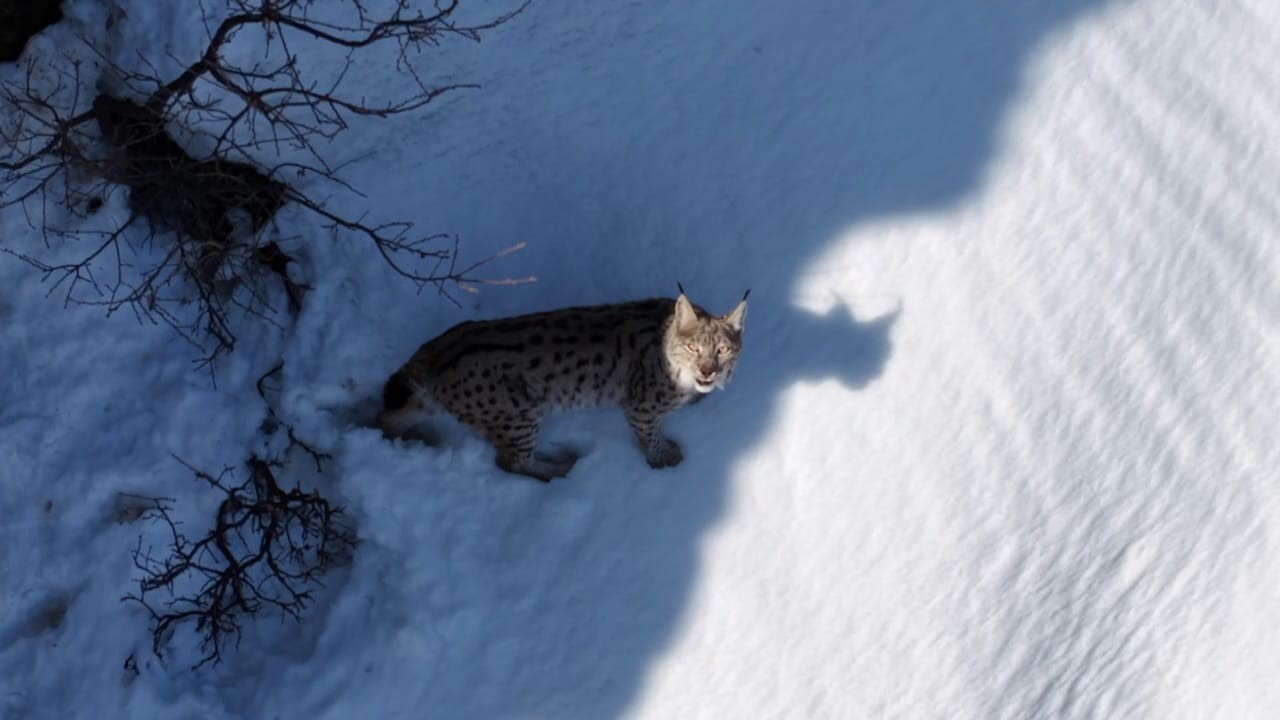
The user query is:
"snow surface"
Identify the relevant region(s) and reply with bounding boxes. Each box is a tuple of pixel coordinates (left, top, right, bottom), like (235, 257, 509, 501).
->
(3, 0, 1280, 718)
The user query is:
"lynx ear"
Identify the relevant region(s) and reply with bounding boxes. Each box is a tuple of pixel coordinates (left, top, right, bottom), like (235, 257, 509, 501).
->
(724, 293, 748, 332)
(674, 293, 699, 335)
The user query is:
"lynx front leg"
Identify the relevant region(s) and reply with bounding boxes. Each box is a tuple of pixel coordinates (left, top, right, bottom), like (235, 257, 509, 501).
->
(624, 404, 683, 468)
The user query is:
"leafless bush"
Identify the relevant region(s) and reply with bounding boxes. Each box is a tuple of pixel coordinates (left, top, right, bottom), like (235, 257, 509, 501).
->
(126, 455, 356, 669)
(1, 0, 531, 365)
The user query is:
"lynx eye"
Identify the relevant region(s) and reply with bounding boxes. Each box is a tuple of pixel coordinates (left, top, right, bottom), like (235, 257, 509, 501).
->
(717, 345, 732, 355)
(684, 342, 699, 353)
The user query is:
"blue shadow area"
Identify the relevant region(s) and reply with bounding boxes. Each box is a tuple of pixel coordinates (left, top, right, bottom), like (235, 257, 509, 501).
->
(365, 0, 1113, 716)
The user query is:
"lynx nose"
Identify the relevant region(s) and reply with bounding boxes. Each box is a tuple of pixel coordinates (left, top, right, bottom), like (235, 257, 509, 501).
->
(697, 361, 717, 379)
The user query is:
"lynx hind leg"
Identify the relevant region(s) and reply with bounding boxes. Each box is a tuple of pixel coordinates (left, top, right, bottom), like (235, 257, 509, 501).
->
(536, 443, 584, 467)
(378, 408, 444, 445)
(483, 413, 576, 482)
(377, 370, 437, 441)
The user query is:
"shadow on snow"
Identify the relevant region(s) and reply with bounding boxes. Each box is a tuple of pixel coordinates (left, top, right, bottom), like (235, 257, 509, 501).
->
(315, 0, 1115, 717)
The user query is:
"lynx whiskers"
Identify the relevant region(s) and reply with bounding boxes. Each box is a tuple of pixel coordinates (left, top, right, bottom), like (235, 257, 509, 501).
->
(378, 291, 748, 481)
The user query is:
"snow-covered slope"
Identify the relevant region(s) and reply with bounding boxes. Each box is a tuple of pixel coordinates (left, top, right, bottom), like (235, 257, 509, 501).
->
(2, 0, 1278, 718)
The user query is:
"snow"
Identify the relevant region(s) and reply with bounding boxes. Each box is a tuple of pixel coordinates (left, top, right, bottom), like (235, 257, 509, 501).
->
(3, 0, 1279, 718)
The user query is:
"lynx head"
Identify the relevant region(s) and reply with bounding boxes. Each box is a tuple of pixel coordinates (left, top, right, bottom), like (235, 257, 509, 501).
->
(664, 291, 748, 394)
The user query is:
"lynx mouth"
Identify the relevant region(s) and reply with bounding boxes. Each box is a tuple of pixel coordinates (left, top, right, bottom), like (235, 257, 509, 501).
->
(693, 378, 716, 393)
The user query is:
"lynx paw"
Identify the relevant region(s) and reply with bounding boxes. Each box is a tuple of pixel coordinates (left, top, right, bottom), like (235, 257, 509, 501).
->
(537, 444, 583, 466)
(500, 452, 578, 482)
(645, 437, 684, 469)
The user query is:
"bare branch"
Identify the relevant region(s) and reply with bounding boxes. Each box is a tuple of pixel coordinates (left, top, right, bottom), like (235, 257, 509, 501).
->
(2, 0, 530, 366)
(125, 456, 355, 668)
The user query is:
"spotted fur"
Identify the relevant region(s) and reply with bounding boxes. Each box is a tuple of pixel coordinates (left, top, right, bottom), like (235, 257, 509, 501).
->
(378, 292, 747, 481)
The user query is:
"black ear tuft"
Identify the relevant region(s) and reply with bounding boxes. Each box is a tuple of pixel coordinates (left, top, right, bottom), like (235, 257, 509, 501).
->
(677, 281, 687, 296)
(742, 288, 751, 301)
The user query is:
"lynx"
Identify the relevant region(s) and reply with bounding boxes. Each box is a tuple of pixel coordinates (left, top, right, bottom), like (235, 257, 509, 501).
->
(378, 291, 748, 481)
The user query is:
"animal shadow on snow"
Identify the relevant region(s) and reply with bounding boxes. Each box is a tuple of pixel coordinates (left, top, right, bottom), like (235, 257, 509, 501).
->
(346, 0, 1115, 717)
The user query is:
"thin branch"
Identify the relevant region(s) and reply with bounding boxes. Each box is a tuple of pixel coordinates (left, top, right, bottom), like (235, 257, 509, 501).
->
(2, 0, 531, 366)
(125, 455, 355, 668)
